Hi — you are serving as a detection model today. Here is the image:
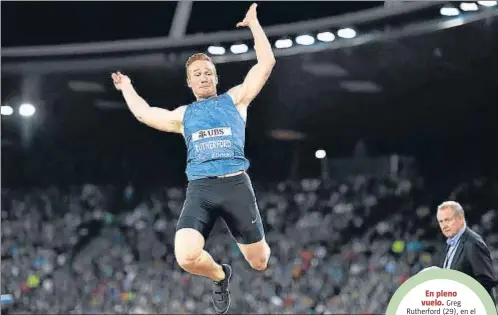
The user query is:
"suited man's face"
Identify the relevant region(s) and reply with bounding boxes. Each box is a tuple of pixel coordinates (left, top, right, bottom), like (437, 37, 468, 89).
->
(437, 207, 465, 238)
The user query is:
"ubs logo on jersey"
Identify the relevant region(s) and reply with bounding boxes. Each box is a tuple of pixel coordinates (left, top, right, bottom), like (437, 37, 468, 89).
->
(192, 127, 232, 141)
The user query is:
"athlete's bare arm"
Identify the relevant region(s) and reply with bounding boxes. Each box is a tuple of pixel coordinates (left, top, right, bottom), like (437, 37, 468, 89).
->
(228, 4, 276, 108)
(112, 72, 185, 134)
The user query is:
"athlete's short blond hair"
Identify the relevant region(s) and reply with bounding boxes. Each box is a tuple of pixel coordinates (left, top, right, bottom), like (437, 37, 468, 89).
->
(185, 53, 217, 80)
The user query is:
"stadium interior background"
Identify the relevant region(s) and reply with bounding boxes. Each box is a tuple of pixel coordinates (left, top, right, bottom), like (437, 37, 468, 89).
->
(1, 1, 497, 314)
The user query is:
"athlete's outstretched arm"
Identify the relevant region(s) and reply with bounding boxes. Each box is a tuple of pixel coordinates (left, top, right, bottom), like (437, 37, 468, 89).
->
(112, 72, 184, 133)
(228, 3, 276, 107)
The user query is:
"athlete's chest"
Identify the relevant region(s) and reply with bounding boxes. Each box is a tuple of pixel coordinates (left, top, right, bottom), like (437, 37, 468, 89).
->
(184, 101, 245, 130)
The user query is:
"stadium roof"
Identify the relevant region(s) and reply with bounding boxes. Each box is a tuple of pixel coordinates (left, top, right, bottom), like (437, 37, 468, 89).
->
(2, 2, 498, 184)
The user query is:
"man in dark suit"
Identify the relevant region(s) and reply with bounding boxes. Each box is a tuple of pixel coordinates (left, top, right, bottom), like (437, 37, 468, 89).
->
(437, 201, 497, 304)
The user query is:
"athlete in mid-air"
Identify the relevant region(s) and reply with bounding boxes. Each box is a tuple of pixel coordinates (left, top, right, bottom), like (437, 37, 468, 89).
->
(112, 3, 275, 314)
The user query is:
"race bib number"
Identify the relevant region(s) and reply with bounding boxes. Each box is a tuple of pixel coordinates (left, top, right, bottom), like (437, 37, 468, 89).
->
(192, 127, 234, 162)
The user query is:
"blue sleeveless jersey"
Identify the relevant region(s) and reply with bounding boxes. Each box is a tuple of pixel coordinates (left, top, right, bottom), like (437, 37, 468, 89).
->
(182, 93, 250, 181)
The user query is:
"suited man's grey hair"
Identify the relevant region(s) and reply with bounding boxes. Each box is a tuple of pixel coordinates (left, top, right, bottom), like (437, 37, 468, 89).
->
(437, 201, 465, 219)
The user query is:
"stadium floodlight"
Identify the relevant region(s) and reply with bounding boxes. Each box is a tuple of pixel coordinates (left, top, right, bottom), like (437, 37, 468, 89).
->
(315, 149, 327, 159)
(19, 103, 36, 117)
(337, 28, 356, 39)
(460, 2, 479, 11)
(230, 44, 248, 54)
(317, 32, 336, 42)
(440, 5, 460, 16)
(1, 105, 14, 116)
(477, 1, 497, 7)
(207, 46, 226, 55)
(275, 39, 293, 49)
(295, 34, 315, 46)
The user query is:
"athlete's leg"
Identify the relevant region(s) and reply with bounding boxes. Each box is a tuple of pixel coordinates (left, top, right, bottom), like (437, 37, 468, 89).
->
(175, 181, 225, 281)
(237, 238, 271, 271)
(220, 173, 271, 271)
(175, 180, 232, 315)
(174, 228, 225, 281)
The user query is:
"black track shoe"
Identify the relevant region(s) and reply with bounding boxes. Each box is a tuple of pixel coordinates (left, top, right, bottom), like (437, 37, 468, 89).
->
(212, 264, 232, 314)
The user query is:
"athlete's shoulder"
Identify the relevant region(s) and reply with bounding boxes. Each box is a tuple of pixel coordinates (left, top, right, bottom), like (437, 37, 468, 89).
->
(171, 105, 187, 119)
(225, 89, 237, 104)
(175, 105, 188, 112)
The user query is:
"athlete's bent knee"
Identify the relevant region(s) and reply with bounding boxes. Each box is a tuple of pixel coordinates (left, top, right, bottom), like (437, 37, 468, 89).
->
(248, 256, 269, 271)
(176, 249, 202, 270)
(174, 228, 205, 271)
(247, 245, 271, 271)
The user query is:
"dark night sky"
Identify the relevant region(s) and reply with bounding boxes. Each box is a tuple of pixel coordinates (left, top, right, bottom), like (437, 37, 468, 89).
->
(2, 1, 381, 47)
(2, 1, 498, 185)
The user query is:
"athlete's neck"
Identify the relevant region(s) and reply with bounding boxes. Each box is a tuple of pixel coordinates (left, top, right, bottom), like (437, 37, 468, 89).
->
(196, 93, 218, 101)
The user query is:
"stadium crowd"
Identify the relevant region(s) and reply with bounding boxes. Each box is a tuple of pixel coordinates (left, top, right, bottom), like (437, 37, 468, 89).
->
(2, 174, 497, 314)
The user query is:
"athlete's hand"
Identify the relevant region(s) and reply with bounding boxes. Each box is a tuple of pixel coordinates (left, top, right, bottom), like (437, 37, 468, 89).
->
(236, 3, 259, 28)
(111, 72, 132, 91)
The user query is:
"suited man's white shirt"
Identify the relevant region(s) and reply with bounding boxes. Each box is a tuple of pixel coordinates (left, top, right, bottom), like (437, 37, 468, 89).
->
(443, 224, 467, 269)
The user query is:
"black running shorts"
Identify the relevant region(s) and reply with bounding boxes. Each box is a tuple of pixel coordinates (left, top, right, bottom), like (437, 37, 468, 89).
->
(176, 172, 265, 244)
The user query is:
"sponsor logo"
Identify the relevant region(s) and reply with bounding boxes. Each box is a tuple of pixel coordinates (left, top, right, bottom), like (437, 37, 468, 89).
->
(192, 127, 232, 141)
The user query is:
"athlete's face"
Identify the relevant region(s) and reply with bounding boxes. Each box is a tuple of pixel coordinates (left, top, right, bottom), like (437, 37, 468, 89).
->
(437, 207, 464, 238)
(187, 60, 218, 99)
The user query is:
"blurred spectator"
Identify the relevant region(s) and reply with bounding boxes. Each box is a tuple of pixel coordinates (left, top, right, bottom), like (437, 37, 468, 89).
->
(1, 175, 497, 314)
